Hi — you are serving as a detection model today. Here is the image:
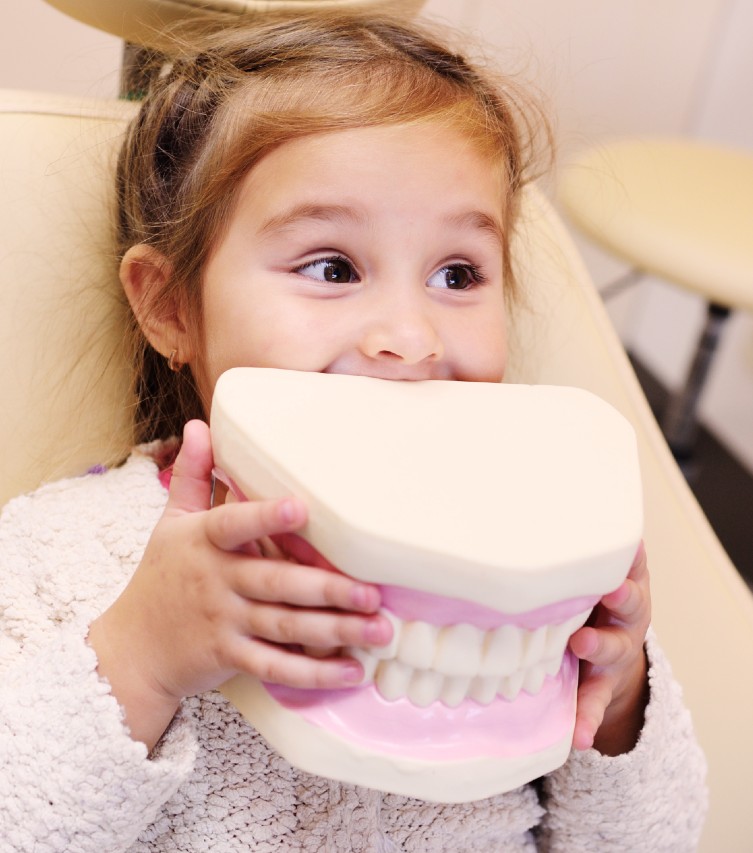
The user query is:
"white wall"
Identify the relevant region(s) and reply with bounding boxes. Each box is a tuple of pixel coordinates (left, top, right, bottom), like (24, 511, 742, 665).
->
(2, 0, 751, 470)
(1, 1, 121, 97)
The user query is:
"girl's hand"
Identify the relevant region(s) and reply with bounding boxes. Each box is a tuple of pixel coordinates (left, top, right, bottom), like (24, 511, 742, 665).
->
(568, 542, 651, 756)
(88, 420, 392, 750)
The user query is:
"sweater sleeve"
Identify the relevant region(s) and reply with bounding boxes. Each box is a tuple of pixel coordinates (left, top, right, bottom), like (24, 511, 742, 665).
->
(537, 629, 708, 852)
(0, 455, 198, 852)
(0, 629, 197, 853)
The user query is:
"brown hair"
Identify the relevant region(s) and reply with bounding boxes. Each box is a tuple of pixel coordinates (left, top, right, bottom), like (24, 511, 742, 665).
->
(116, 10, 550, 443)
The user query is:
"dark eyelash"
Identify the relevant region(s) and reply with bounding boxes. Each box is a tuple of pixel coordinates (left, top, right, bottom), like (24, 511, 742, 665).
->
(444, 262, 487, 287)
(293, 254, 354, 271)
(461, 263, 486, 284)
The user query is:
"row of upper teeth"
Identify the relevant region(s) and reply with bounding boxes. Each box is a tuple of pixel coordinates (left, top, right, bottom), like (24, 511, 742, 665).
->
(345, 609, 591, 707)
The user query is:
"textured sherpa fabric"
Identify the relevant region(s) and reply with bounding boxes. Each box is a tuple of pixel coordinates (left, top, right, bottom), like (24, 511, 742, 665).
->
(0, 449, 708, 852)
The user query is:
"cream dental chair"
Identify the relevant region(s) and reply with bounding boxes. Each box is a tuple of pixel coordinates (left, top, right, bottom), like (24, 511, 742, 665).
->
(2, 2, 753, 849)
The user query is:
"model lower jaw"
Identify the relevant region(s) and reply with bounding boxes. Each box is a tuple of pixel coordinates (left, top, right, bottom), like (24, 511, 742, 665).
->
(263, 592, 594, 761)
(221, 590, 598, 800)
(266, 651, 578, 764)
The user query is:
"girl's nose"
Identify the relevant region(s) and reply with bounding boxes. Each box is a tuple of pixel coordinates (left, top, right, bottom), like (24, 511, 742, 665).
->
(358, 293, 444, 366)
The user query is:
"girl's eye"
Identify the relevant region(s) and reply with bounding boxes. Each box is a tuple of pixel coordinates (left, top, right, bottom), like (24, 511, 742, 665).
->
(427, 263, 484, 291)
(296, 256, 357, 284)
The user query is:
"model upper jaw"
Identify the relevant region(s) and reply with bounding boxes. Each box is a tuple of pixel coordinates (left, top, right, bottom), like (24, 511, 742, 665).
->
(211, 367, 643, 802)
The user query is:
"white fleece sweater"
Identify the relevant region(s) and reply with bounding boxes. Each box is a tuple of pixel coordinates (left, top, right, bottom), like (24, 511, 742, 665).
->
(0, 449, 707, 852)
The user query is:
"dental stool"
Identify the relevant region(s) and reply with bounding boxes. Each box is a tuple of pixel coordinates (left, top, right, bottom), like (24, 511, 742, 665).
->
(559, 138, 753, 460)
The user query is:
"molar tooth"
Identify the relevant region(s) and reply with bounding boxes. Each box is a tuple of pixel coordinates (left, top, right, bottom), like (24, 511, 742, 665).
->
(522, 663, 547, 695)
(499, 670, 525, 701)
(543, 657, 563, 677)
(407, 669, 444, 707)
(433, 623, 483, 676)
(369, 610, 402, 660)
(480, 624, 522, 677)
(375, 660, 412, 702)
(469, 676, 500, 706)
(397, 621, 439, 670)
(441, 676, 472, 708)
(520, 625, 547, 668)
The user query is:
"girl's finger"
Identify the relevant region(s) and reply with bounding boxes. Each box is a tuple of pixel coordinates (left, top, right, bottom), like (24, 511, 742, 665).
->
(165, 420, 215, 514)
(573, 674, 613, 750)
(569, 624, 632, 667)
(229, 636, 366, 689)
(205, 496, 307, 552)
(231, 559, 381, 613)
(628, 540, 648, 580)
(240, 602, 392, 649)
(600, 578, 645, 620)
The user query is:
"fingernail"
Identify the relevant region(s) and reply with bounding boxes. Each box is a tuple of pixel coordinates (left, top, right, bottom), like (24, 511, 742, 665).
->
(364, 618, 389, 645)
(342, 663, 363, 684)
(351, 584, 379, 611)
(279, 498, 299, 526)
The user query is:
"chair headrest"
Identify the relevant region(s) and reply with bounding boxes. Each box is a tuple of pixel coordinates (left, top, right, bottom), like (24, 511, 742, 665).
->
(44, 0, 428, 53)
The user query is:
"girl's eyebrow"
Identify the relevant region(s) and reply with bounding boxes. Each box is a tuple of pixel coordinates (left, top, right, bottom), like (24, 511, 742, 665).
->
(444, 211, 505, 251)
(258, 203, 366, 236)
(258, 202, 504, 250)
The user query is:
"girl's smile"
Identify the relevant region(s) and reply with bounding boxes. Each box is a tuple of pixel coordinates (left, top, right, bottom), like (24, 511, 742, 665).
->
(189, 121, 509, 406)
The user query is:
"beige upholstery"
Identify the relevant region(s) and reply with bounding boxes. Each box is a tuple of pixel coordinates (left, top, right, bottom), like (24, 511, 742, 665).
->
(44, 0, 427, 52)
(559, 138, 753, 312)
(1, 89, 752, 849)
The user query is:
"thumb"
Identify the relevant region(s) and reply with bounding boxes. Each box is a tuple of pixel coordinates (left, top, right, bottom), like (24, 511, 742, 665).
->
(165, 419, 214, 515)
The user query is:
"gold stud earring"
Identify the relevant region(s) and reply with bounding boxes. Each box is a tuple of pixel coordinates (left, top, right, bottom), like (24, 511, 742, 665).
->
(167, 349, 182, 372)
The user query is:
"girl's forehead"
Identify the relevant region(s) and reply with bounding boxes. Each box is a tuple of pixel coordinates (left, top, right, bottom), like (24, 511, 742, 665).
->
(224, 122, 508, 252)
(241, 122, 507, 200)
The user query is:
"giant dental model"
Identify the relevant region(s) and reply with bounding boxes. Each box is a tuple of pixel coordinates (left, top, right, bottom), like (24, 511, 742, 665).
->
(211, 368, 643, 803)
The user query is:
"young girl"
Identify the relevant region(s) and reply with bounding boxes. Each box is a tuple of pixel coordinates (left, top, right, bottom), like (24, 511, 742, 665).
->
(0, 11, 706, 851)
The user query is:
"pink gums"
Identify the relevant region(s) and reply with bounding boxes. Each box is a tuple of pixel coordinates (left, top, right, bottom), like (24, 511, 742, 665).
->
(267, 651, 578, 760)
(380, 586, 598, 629)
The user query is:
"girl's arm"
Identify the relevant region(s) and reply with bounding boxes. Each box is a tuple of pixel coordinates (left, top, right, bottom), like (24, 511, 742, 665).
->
(538, 628, 708, 851)
(0, 458, 196, 852)
(537, 547, 708, 850)
(88, 420, 392, 751)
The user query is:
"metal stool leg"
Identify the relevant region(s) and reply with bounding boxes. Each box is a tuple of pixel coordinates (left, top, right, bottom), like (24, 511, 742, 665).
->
(661, 301, 731, 461)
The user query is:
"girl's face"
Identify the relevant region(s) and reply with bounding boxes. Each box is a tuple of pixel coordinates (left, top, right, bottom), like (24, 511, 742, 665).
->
(193, 121, 509, 406)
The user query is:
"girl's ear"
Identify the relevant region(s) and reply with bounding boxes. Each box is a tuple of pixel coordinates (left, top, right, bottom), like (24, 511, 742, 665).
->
(120, 245, 195, 364)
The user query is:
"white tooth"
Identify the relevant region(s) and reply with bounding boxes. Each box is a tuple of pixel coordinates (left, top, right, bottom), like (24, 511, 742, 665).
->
(433, 623, 483, 676)
(544, 656, 563, 677)
(397, 621, 439, 670)
(469, 676, 500, 705)
(499, 670, 525, 700)
(480, 624, 522, 677)
(523, 663, 547, 695)
(375, 660, 412, 701)
(407, 669, 444, 707)
(567, 609, 591, 634)
(441, 676, 472, 707)
(544, 609, 592, 661)
(544, 621, 571, 660)
(520, 625, 547, 668)
(370, 610, 402, 660)
(346, 647, 378, 684)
